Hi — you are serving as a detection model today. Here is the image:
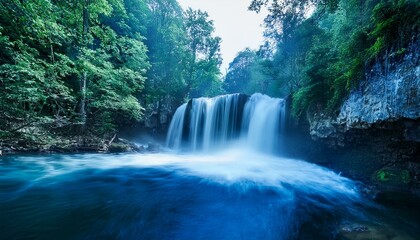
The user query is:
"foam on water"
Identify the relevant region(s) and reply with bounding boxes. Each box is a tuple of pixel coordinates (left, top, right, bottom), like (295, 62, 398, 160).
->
(2, 150, 356, 194)
(2, 150, 419, 239)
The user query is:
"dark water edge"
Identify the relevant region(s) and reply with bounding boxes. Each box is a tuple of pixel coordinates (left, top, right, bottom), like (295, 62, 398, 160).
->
(1, 153, 419, 240)
(0, 138, 160, 156)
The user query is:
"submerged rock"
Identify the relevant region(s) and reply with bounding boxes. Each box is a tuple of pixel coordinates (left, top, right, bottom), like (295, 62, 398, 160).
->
(108, 138, 146, 153)
(340, 222, 369, 233)
(108, 143, 133, 152)
(337, 222, 414, 240)
(146, 142, 161, 152)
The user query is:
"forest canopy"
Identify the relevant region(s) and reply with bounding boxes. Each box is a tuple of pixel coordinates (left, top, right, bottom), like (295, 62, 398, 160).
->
(225, 0, 419, 117)
(0, 0, 222, 141)
(0, 0, 418, 144)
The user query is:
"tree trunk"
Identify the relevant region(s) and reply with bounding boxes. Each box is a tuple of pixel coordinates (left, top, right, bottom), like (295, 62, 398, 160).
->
(79, 1, 90, 133)
(80, 71, 87, 132)
(50, 43, 55, 64)
(83, 4, 90, 35)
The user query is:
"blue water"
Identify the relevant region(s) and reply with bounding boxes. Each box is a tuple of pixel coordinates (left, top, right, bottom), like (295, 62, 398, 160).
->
(0, 151, 418, 239)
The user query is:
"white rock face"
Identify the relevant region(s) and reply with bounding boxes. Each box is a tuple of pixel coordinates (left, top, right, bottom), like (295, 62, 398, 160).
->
(309, 44, 419, 142)
(337, 49, 420, 130)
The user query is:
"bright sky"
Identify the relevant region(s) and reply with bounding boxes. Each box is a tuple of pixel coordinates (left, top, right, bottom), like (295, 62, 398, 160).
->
(177, 0, 267, 73)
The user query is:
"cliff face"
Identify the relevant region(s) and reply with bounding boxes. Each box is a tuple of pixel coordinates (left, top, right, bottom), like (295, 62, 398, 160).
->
(308, 43, 420, 194)
(337, 47, 419, 132)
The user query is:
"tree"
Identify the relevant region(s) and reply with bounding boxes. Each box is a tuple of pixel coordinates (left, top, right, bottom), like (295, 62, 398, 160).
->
(224, 49, 257, 94)
(249, 0, 338, 42)
(0, 0, 75, 138)
(241, 0, 419, 119)
(184, 8, 223, 98)
(143, 0, 188, 105)
(0, 0, 150, 139)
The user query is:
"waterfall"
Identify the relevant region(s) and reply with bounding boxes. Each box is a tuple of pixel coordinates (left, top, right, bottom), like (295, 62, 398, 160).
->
(166, 103, 187, 149)
(166, 93, 286, 153)
(242, 93, 286, 153)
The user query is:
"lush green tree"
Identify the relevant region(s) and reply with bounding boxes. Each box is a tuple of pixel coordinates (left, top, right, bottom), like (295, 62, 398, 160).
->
(249, 0, 338, 42)
(143, 0, 188, 107)
(0, 0, 225, 142)
(246, 0, 419, 118)
(0, 0, 75, 138)
(184, 8, 223, 98)
(0, 0, 150, 139)
(224, 48, 273, 95)
(224, 49, 256, 94)
(368, 0, 420, 58)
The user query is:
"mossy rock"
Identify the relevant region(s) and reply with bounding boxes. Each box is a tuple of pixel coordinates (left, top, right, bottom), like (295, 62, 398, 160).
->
(108, 143, 132, 153)
(373, 168, 411, 185)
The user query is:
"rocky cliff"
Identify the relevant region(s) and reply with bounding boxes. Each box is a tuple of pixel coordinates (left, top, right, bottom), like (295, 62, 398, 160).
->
(308, 43, 420, 194)
(337, 46, 419, 132)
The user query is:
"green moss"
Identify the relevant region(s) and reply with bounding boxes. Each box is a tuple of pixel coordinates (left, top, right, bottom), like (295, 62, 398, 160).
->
(376, 170, 391, 182)
(108, 143, 132, 153)
(0, 130, 10, 138)
(400, 170, 411, 184)
(375, 168, 411, 185)
(396, 48, 406, 56)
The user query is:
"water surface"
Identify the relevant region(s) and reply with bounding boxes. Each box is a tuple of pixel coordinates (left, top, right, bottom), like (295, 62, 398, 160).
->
(0, 151, 418, 239)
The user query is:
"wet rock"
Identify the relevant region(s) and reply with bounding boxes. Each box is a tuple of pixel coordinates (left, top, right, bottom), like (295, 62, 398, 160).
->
(308, 115, 346, 148)
(310, 42, 419, 143)
(307, 43, 420, 194)
(340, 222, 369, 233)
(0, 147, 14, 154)
(107, 138, 145, 153)
(141, 96, 179, 135)
(108, 143, 133, 153)
(49, 145, 75, 153)
(337, 42, 419, 132)
(146, 142, 161, 152)
(310, 116, 337, 138)
(337, 222, 414, 240)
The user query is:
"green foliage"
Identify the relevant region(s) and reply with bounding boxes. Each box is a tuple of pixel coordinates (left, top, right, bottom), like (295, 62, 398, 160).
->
(376, 169, 392, 181)
(368, 0, 420, 58)
(244, 0, 419, 119)
(224, 48, 273, 95)
(142, 0, 187, 105)
(375, 169, 411, 184)
(184, 8, 223, 98)
(141, 1, 222, 116)
(401, 170, 411, 184)
(224, 49, 257, 94)
(0, 0, 225, 140)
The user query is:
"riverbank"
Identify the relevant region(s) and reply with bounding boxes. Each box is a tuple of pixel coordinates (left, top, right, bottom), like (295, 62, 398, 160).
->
(0, 134, 162, 155)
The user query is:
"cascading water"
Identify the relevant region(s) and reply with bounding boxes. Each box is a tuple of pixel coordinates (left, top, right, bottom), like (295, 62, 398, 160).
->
(2, 93, 418, 239)
(242, 93, 286, 153)
(165, 103, 187, 149)
(166, 93, 286, 153)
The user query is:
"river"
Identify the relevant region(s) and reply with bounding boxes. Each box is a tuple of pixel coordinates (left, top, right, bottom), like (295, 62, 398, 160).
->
(1, 150, 419, 239)
(1, 93, 419, 239)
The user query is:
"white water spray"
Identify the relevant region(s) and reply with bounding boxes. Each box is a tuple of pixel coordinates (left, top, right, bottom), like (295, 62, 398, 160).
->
(166, 93, 286, 153)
